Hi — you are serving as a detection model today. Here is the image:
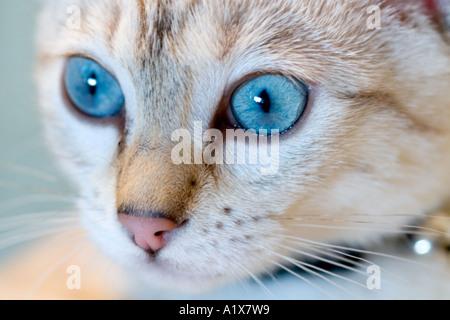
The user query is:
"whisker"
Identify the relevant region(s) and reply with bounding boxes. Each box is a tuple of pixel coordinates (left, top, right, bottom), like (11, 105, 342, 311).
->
(0, 219, 78, 239)
(0, 195, 76, 214)
(0, 218, 78, 232)
(276, 242, 369, 278)
(222, 261, 260, 299)
(22, 234, 91, 299)
(58, 236, 128, 299)
(296, 241, 374, 268)
(239, 264, 275, 299)
(0, 224, 76, 241)
(320, 246, 412, 286)
(235, 275, 255, 299)
(2, 5, 41, 16)
(3, 135, 52, 161)
(0, 161, 60, 183)
(282, 216, 449, 237)
(282, 235, 444, 273)
(281, 238, 409, 288)
(286, 222, 446, 237)
(298, 243, 371, 270)
(0, 210, 78, 224)
(0, 226, 76, 251)
(266, 247, 362, 298)
(0, 180, 75, 196)
(268, 259, 337, 299)
(281, 213, 450, 220)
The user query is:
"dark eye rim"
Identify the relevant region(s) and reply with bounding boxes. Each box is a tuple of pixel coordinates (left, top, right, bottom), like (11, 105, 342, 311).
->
(216, 72, 310, 136)
(62, 55, 125, 120)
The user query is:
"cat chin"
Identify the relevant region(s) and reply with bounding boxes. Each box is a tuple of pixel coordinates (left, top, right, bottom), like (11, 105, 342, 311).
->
(75, 202, 235, 292)
(83, 226, 237, 293)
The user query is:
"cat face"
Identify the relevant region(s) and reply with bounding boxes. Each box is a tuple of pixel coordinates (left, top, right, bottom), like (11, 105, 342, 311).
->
(36, 0, 450, 292)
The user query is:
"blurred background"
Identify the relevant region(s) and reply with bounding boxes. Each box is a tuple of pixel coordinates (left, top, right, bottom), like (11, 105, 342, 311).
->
(0, 2, 57, 257)
(0, 1, 80, 298)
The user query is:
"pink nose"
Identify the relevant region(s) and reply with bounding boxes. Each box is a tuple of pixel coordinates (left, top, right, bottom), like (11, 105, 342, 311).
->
(118, 214, 177, 252)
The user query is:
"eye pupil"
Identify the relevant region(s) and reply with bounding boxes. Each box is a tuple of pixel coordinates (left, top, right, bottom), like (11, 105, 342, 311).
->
(254, 89, 271, 114)
(65, 57, 124, 118)
(87, 74, 98, 95)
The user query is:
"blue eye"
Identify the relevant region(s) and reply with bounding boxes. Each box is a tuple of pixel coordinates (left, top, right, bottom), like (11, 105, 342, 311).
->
(230, 75, 308, 134)
(64, 57, 124, 118)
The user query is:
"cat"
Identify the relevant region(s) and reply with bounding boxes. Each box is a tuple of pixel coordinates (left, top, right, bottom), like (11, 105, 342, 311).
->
(13, 0, 449, 299)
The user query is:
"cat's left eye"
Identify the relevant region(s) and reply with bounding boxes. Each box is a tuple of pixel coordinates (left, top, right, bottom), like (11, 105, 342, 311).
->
(230, 74, 308, 135)
(64, 56, 124, 118)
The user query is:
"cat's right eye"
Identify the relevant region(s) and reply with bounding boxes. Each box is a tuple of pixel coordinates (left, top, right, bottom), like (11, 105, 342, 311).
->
(64, 57, 124, 118)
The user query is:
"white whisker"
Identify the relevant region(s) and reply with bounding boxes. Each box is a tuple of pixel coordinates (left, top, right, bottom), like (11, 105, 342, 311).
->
(22, 235, 91, 299)
(0, 226, 76, 251)
(0, 210, 78, 226)
(282, 235, 445, 274)
(0, 194, 76, 214)
(268, 259, 337, 299)
(276, 243, 369, 277)
(281, 239, 408, 289)
(321, 246, 412, 286)
(239, 264, 275, 299)
(286, 222, 446, 237)
(266, 247, 362, 298)
(0, 161, 61, 183)
(0, 180, 74, 196)
(282, 216, 449, 237)
(281, 213, 450, 220)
